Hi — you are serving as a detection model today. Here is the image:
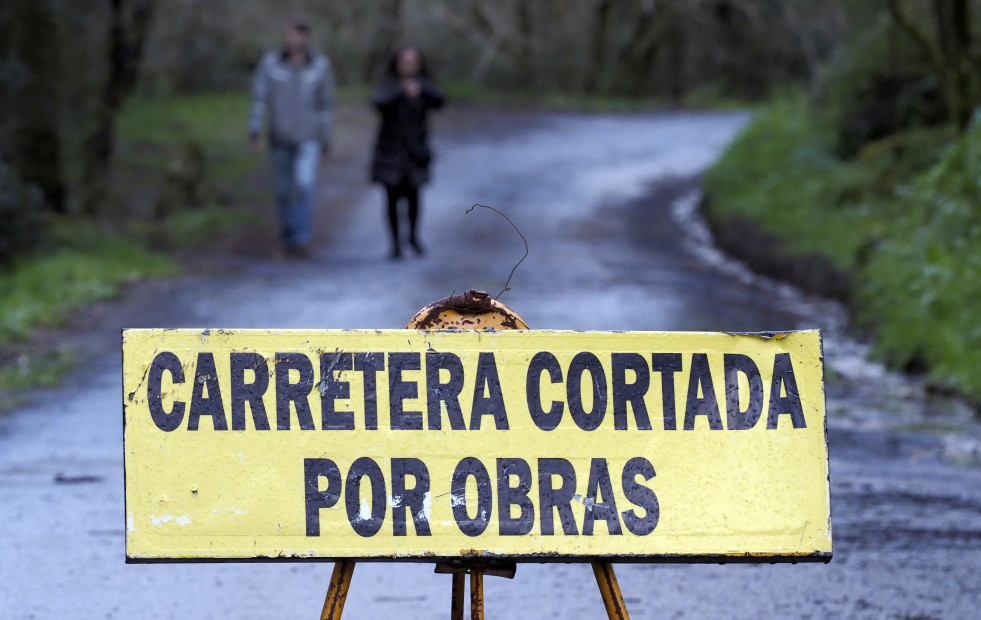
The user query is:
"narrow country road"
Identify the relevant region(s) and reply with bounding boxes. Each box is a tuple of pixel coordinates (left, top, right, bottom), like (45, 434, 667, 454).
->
(2, 109, 980, 619)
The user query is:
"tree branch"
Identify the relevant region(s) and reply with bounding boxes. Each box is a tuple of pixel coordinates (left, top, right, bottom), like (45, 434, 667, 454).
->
(885, 0, 946, 80)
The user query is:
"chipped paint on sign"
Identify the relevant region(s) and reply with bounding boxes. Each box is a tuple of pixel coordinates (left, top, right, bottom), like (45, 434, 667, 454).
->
(123, 328, 831, 562)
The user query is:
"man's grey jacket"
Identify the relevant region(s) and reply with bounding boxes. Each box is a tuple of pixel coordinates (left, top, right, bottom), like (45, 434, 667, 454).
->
(249, 48, 334, 148)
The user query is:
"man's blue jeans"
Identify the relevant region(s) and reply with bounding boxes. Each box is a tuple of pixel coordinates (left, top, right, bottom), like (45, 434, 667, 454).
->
(271, 140, 320, 247)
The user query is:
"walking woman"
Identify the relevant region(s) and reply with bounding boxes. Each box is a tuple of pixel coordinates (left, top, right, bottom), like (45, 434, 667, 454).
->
(370, 46, 445, 259)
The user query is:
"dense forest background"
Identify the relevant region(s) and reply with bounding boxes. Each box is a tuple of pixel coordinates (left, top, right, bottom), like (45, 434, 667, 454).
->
(4, 0, 981, 402)
(0, 0, 849, 230)
(3, 0, 977, 228)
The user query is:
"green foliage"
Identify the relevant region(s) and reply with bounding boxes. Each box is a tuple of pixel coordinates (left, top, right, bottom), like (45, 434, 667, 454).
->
(811, 9, 962, 156)
(119, 93, 248, 151)
(116, 93, 259, 211)
(705, 99, 981, 401)
(162, 206, 262, 248)
(681, 84, 755, 111)
(859, 112, 981, 393)
(0, 348, 75, 394)
(0, 160, 47, 264)
(0, 220, 177, 343)
(440, 80, 500, 103)
(1, 93, 276, 348)
(1, 93, 269, 396)
(703, 97, 869, 269)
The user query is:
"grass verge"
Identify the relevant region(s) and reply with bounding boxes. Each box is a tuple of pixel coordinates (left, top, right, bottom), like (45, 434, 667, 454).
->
(703, 97, 981, 405)
(0, 220, 178, 409)
(1, 93, 270, 401)
(114, 92, 264, 217)
(0, 224, 177, 343)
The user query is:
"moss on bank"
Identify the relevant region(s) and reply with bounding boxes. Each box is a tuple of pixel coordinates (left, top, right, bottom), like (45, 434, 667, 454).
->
(704, 98, 981, 404)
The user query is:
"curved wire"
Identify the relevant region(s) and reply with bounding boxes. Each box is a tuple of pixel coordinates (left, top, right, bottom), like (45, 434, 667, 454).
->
(465, 204, 529, 300)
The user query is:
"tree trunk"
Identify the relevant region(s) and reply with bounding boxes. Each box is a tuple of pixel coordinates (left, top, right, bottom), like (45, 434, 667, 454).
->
(609, 1, 677, 97)
(583, 0, 612, 94)
(888, 0, 975, 131)
(514, 0, 540, 91)
(4, 0, 67, 212)
(363, 0, 404, 83)
(79, 0, 155, 217)
(933, 0, 974, 129)
(664, 14, 686, 100)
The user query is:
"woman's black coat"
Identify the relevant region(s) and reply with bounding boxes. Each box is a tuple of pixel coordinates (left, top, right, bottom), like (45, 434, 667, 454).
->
(370, 76, 445, 188)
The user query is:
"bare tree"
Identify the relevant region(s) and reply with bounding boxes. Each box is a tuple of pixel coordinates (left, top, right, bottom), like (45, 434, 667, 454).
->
(886, 0, 978, 129)
(363, 0, 406, 82)
(582, 0, 613, 93)
(79, 0, 156, 217)
(1, 0, 66, 212)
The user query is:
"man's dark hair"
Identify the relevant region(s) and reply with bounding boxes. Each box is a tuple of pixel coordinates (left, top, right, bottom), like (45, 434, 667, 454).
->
(290, 15, 311, 33)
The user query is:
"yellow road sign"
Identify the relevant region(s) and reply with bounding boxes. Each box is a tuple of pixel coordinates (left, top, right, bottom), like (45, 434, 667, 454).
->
(123, 329, 831, 562)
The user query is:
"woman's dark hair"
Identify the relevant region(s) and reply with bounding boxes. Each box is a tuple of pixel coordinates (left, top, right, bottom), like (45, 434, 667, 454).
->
(385, 46, 431, 79)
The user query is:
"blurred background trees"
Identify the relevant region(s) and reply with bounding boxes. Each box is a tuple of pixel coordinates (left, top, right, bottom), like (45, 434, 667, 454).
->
(1, 0, 65, 217)
(2, 0, 981, 262)
(4, 0, 981, 400)
(133, 0, 845, 99)
(78, 0, 156, 216)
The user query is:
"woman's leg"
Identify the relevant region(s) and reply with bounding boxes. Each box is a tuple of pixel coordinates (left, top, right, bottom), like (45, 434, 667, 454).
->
(405, 183, 423, 254)
(385, 184, 402, 258)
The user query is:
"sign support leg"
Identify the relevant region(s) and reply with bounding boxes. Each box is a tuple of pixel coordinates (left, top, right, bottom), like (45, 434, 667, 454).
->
(450, 572, 466, 620)
(320, 560, 355, 620)
(470, 568, 484, 620)
(408, 294, 630, 620)
(592, 561, 629, 620)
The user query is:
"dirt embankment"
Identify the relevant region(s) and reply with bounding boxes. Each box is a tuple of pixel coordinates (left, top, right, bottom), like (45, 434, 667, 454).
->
(700, 196, 853, 305)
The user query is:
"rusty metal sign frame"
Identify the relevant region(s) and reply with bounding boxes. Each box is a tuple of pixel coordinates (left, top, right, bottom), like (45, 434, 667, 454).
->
(122, 290, 831, 620)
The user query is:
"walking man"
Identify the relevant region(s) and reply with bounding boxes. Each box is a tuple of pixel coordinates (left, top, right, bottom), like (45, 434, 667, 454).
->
(249, 16, 334, 258)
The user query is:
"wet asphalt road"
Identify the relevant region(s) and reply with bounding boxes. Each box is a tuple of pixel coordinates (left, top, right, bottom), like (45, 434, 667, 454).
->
(2, 110, 981, 619)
